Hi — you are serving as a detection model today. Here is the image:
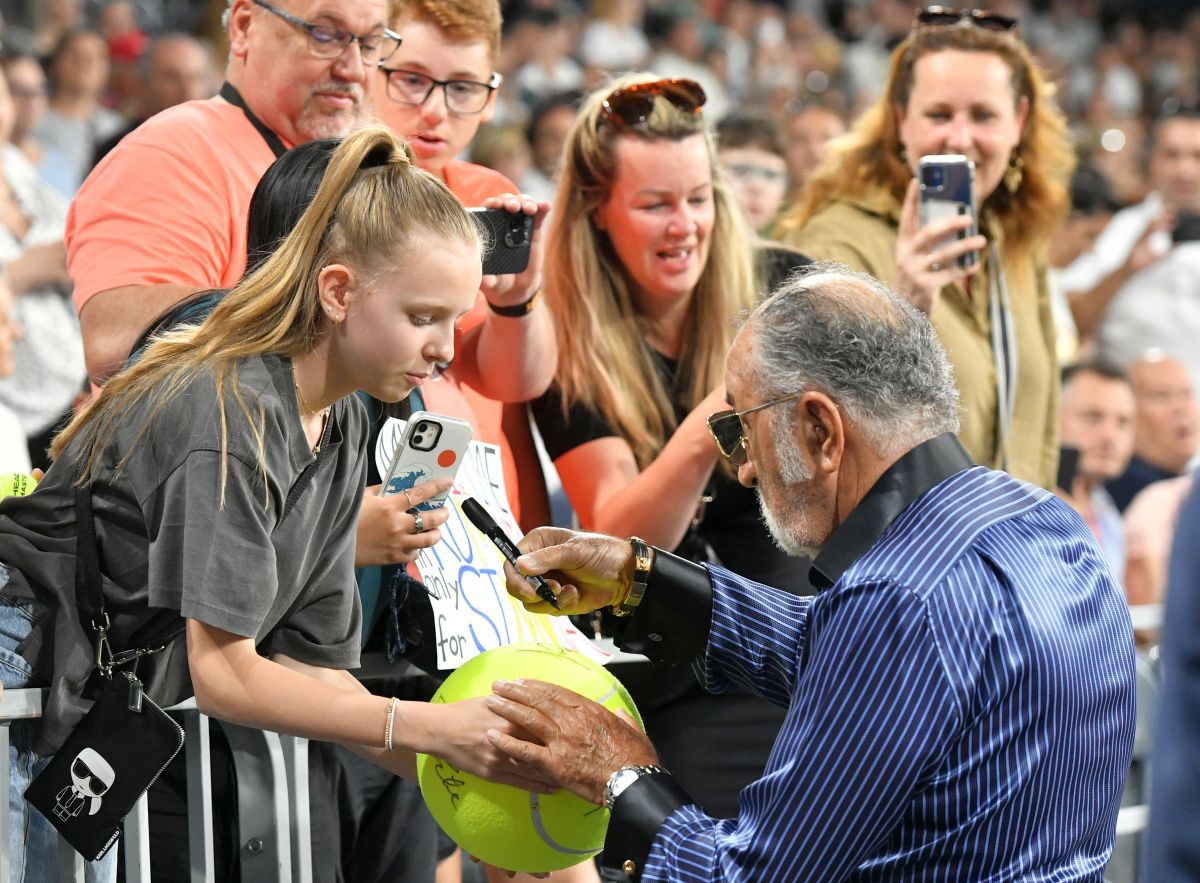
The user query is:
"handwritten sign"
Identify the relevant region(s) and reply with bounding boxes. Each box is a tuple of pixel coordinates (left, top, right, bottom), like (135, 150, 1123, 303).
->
(376, 418, 607, 670)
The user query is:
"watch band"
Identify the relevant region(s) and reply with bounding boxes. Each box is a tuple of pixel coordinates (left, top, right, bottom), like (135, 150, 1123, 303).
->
(612, 536, 653, 617)
(604, 764, 669, 811)
(487, 287, 541, 317)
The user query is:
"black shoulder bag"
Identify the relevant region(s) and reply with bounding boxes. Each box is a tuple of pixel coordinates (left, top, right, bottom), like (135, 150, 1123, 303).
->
(24, 487, 185, 861)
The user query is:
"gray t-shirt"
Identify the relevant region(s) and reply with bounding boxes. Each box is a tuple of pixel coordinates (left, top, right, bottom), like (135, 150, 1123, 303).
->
(0, 354, 367, 754)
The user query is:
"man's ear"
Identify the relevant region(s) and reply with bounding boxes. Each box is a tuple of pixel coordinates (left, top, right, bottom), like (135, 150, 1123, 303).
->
(317, 264, 355, 324)
(228, 0, 254, 60)
(799, 391, 843, 473)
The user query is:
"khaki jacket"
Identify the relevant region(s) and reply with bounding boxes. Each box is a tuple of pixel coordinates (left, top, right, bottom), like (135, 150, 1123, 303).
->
(781, 192, 1058, 489)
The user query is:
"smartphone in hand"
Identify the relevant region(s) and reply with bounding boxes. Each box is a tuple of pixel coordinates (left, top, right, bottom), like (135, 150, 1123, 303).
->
(918, 155, 979, 270)
(379, 411, 473, 511)
(469, 207, 534, 275)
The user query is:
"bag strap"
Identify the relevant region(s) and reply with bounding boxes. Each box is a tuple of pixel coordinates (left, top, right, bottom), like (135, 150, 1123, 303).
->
(74, 486, 105, 634)
(74, 485, 182, 675)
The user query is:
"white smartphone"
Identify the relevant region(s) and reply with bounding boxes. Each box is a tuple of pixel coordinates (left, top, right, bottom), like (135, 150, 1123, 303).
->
(379, 411, 473, 511)
(918, 154, 978, 270)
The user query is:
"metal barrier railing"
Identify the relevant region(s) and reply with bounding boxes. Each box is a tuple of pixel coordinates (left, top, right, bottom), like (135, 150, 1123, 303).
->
(0, 689, 313, 883)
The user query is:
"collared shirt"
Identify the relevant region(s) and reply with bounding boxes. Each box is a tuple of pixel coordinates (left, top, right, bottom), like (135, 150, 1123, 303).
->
(606, 433, 1136, 882)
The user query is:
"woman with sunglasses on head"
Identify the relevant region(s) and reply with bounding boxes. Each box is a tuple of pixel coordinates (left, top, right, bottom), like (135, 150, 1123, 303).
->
(0, 127, 543, 883)
(532, 74, 810, 818)
(777, 7, 1074, 490)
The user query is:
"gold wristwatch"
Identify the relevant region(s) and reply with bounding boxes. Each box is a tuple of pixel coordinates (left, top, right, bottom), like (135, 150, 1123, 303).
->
(612, 536, 653, 617)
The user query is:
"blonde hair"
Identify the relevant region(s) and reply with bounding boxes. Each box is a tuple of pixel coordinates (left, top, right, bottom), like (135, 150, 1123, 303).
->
(545, 73, 759, 468)
(777, 26, 1074, 265)
(53, 126, 478, 501)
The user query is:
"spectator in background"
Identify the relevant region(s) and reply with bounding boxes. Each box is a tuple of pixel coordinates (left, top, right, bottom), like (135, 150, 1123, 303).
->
(577, 0, 648, 75)
(715, 111, 788, 234)
(1107, 351, 1199, 511)
(782, 102, 844, 208)
(1060, 107, 1200, 387)
(646, 4, 730, 121)
(29, 0, 83, 57)
(778, 12, 1075, 491)
(521, 89, 579, 201)
(1122, 471, 1193, 609)
(0, 63, 82, 473)
(1056, 360, 1135, 580)
(0, 50, 73, 182)
(508, 6, 582, 109)
(469, 122, 533, 192)
(34, 29, 124, 196)
(1046, 163, 1120, 363)
(92, 32, 217, 166)
(532, 74, 809, 821)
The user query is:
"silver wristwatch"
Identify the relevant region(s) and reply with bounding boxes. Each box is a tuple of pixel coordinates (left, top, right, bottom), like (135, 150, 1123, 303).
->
(604, 764, 669, 810)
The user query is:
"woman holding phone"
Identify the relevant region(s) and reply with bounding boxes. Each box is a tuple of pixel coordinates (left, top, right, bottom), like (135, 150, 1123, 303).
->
(0, 127, 539, 882)
(777, 8, 1074, 489)
(533, 74, 809, 817)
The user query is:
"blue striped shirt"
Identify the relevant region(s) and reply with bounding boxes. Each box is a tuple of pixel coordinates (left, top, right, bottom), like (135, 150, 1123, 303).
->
(615, 435, 1136, 882)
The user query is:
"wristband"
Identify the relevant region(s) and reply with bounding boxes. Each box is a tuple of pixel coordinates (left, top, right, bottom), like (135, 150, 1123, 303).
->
(487, 288, 540, 317)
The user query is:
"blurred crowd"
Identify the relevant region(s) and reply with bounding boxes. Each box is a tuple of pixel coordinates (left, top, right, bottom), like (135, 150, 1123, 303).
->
(0, 0, 1195, 880)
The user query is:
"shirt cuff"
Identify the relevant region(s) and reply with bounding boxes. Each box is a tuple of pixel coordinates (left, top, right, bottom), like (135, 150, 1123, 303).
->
(613, 548, 712, 664)
(599, 771, 693, 881)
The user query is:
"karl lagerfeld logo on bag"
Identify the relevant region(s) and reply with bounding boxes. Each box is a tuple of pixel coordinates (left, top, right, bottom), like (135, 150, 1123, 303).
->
(54, 748, 115, 821)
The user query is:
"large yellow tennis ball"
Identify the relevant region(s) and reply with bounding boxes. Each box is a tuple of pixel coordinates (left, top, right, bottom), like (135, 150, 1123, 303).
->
(417, 642, 642, 874)
(0, 473, 38, 498)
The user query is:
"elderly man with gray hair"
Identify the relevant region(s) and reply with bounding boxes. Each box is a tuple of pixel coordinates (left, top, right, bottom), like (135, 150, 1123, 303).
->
(484, 265, 1137, 882)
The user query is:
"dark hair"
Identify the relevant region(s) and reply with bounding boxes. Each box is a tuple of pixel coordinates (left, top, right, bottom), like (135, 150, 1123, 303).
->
(716, 112, 785, 158)
(1147, 103, 1200, 157)
(1069, 163, 1119, 216)
(247, 138, 340, 272)
(525, 89, 584, 147)
(1061, 358, 1130, 388)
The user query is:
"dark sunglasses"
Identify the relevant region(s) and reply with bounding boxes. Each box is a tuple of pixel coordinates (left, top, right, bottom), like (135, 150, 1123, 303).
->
(707, 391, 803, 467)
(914, 6, 1018, 31)
(600, 78, 706, 128)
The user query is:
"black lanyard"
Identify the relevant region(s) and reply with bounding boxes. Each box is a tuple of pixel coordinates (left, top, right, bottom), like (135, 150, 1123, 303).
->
(220, 82, 288, 159)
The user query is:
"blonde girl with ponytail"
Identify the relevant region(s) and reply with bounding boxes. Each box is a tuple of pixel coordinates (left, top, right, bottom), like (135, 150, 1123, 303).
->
(0, 127, 542, 883)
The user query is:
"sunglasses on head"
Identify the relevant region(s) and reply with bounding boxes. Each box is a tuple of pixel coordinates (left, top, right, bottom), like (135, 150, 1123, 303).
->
(600, 78, 707, 128)
(914, 6, 1018, 31)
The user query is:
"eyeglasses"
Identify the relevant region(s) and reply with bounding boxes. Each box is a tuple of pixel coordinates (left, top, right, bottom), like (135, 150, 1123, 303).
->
(253, 0, 402, 64)
(600, 78, 706, 128)
(707, 391, 803, 466)
(913, 6, 1018, 31)
(379, 67, 502, 115)
(723, 163, 788, 185)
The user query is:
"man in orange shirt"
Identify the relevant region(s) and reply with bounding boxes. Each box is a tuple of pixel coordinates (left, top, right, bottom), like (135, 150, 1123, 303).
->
(375, 0, 556, 531)
(67, 0, 394, 384)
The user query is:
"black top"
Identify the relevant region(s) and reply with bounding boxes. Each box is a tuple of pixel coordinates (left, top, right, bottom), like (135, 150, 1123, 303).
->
(1105, 454, 1179, 512)
(532, 244, 813, 592)
(532, 348, 808, 594)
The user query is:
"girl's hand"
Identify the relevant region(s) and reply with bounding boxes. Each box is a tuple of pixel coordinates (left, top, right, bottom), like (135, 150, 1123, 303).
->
(354, 479, 454, 566)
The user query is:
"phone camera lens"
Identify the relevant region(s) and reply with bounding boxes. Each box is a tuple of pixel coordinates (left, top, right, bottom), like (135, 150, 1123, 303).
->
(504, 219, 531, 248)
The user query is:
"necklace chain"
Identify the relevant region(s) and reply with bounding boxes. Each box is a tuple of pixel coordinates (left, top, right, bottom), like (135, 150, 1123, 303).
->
(294, 381, 331, 454)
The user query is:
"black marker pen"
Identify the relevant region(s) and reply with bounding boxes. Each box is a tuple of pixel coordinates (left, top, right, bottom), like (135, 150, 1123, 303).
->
(462, 497, 559, 609)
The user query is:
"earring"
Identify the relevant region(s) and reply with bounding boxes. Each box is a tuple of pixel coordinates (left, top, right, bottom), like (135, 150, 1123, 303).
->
(1004, 153, 1024, 194)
